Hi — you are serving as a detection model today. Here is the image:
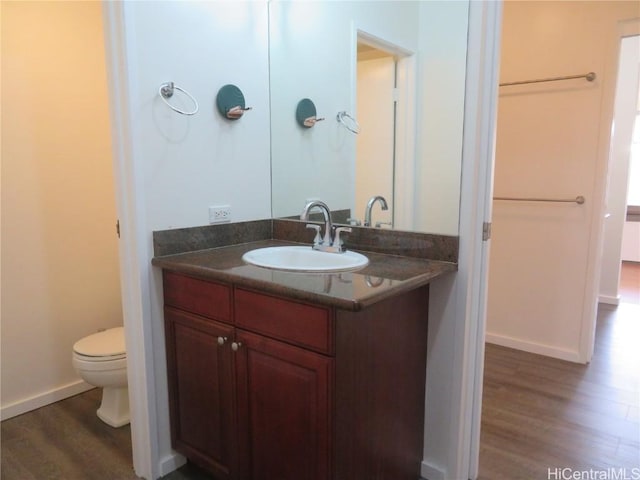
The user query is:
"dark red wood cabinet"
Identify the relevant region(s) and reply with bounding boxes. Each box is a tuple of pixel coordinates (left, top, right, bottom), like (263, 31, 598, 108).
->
(235, 329, 331, 480)
(162, 270, 429, 480)
(164, 308, 237, 479)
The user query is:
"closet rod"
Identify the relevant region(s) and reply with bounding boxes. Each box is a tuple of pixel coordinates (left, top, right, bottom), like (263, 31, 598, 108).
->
(499, 71, 596, 87)
(493, 195, 585, 205)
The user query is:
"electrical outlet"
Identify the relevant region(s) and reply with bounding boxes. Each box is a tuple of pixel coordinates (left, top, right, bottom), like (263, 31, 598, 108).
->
(209, 205, 231, 224)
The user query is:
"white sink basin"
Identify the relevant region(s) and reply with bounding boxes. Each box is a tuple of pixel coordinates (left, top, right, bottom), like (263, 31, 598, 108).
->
(242, 246, 368, 272)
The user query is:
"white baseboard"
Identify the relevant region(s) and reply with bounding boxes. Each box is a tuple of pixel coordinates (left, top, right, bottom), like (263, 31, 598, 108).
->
(1, 380, 95, 421)
(485, 333, 581, 363)
(598, 294, 620, 305)
(158, 452, 186, 477)
(421, 459, 446, 480)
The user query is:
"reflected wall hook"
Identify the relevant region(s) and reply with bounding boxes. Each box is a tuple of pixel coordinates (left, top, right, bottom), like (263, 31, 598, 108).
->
(336, 111, 360, 134)
(296, 98, 324, 128)
(158, 82, 199, 116)
(216, 84, 252, 120)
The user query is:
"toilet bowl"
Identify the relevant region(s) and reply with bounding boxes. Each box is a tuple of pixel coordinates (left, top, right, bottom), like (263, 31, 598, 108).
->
(72, 326, 129, 428)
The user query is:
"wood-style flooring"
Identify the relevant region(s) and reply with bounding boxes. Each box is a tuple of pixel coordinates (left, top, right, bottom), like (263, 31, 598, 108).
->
(2, 263, 638, 479)
(1, 388, 138, 480)
(478, 261, 640, 479)
(0, 386, 213, 480)
(620, 261, 640, 305)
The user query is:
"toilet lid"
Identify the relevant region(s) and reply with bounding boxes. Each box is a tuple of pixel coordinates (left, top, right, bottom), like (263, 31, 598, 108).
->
(73, 327, 126, 357)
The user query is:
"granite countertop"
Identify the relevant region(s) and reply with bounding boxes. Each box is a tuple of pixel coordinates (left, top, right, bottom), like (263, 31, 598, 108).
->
(152, 239, 457, 311)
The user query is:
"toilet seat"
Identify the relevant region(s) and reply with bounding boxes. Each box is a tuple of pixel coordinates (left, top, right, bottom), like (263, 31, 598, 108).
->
(74, 352, 125, 362)
(73, 354, 126, 371)
(73, 327, 125, 360)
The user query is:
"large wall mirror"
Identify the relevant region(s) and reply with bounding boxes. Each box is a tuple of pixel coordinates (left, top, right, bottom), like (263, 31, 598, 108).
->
(269, 1, 470, 236)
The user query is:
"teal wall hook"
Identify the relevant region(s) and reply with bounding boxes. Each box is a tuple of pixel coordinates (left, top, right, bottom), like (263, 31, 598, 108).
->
(296, 98, 324, 128)
(216, 84, 252, 120)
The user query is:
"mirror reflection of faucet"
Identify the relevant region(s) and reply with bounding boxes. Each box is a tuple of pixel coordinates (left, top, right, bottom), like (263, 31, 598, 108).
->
(364, 195, 389, 227)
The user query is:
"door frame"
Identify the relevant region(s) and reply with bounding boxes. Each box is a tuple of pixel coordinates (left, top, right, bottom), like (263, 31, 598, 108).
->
(581, 17, 640, 363)
(421, 2, 504, 479)
(102, 3, 160, 479)
(456, 1, 503, 478)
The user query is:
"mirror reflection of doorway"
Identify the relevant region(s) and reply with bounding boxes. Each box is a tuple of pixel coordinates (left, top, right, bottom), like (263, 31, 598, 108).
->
(355, 41, 396, 229)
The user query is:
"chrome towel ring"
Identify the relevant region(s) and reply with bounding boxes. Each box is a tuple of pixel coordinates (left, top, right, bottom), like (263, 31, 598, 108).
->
(158, 82, 199, 116)
(336, 111, 360, 134)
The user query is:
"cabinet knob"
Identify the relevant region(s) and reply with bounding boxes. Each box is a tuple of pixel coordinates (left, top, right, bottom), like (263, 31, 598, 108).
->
(217, 336, 227, 346)
(231, 341, 242, 351)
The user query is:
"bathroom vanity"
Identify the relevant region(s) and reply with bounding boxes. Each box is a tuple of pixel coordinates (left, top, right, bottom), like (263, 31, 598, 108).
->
(152, 223, 457, 480)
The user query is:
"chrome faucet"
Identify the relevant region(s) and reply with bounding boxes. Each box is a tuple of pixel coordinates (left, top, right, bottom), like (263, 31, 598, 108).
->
(363, 195, 389, 227)
(300, 200, 351, 253)
(301, 200, 333, 245)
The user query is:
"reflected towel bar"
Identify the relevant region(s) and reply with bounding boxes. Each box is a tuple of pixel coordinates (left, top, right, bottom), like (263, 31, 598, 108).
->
(493, 195, 585, 205)
(499, 72, 596, 87)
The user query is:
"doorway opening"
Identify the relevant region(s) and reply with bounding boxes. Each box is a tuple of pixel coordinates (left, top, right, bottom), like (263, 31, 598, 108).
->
(599, 34, 640, 306)
(620, 104, 640, 304)
(477, 6, 640, 478)
(0, 1, 131, 477)
(619, 73, 640, 303)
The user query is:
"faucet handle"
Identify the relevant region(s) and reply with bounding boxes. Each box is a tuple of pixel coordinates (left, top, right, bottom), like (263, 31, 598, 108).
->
(334, 226, 352, 250)
(347, 218, 362, 226)
(305, 224, 322, 245)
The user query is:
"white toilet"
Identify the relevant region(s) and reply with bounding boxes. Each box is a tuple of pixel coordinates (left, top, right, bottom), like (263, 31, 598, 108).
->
(72, 326, 129, 428)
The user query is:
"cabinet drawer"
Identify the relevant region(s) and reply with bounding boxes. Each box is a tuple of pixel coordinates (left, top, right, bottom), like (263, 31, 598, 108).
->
(235, 288, 333, 354)
(163, 272, 231, 323)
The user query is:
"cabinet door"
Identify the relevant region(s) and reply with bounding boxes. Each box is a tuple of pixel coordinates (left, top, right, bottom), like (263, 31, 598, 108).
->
(164, 307, 237, 479)
(235, 330, 333, 480)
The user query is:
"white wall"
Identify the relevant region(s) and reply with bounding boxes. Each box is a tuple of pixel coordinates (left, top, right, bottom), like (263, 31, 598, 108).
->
(126, 2, 272, 231)
(111, 2, 271, 476)
(600, 35, 640, 303)
(1, 1, 122, 418)
(415, 1, 468, 236)
(487, 1, 639, 361)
